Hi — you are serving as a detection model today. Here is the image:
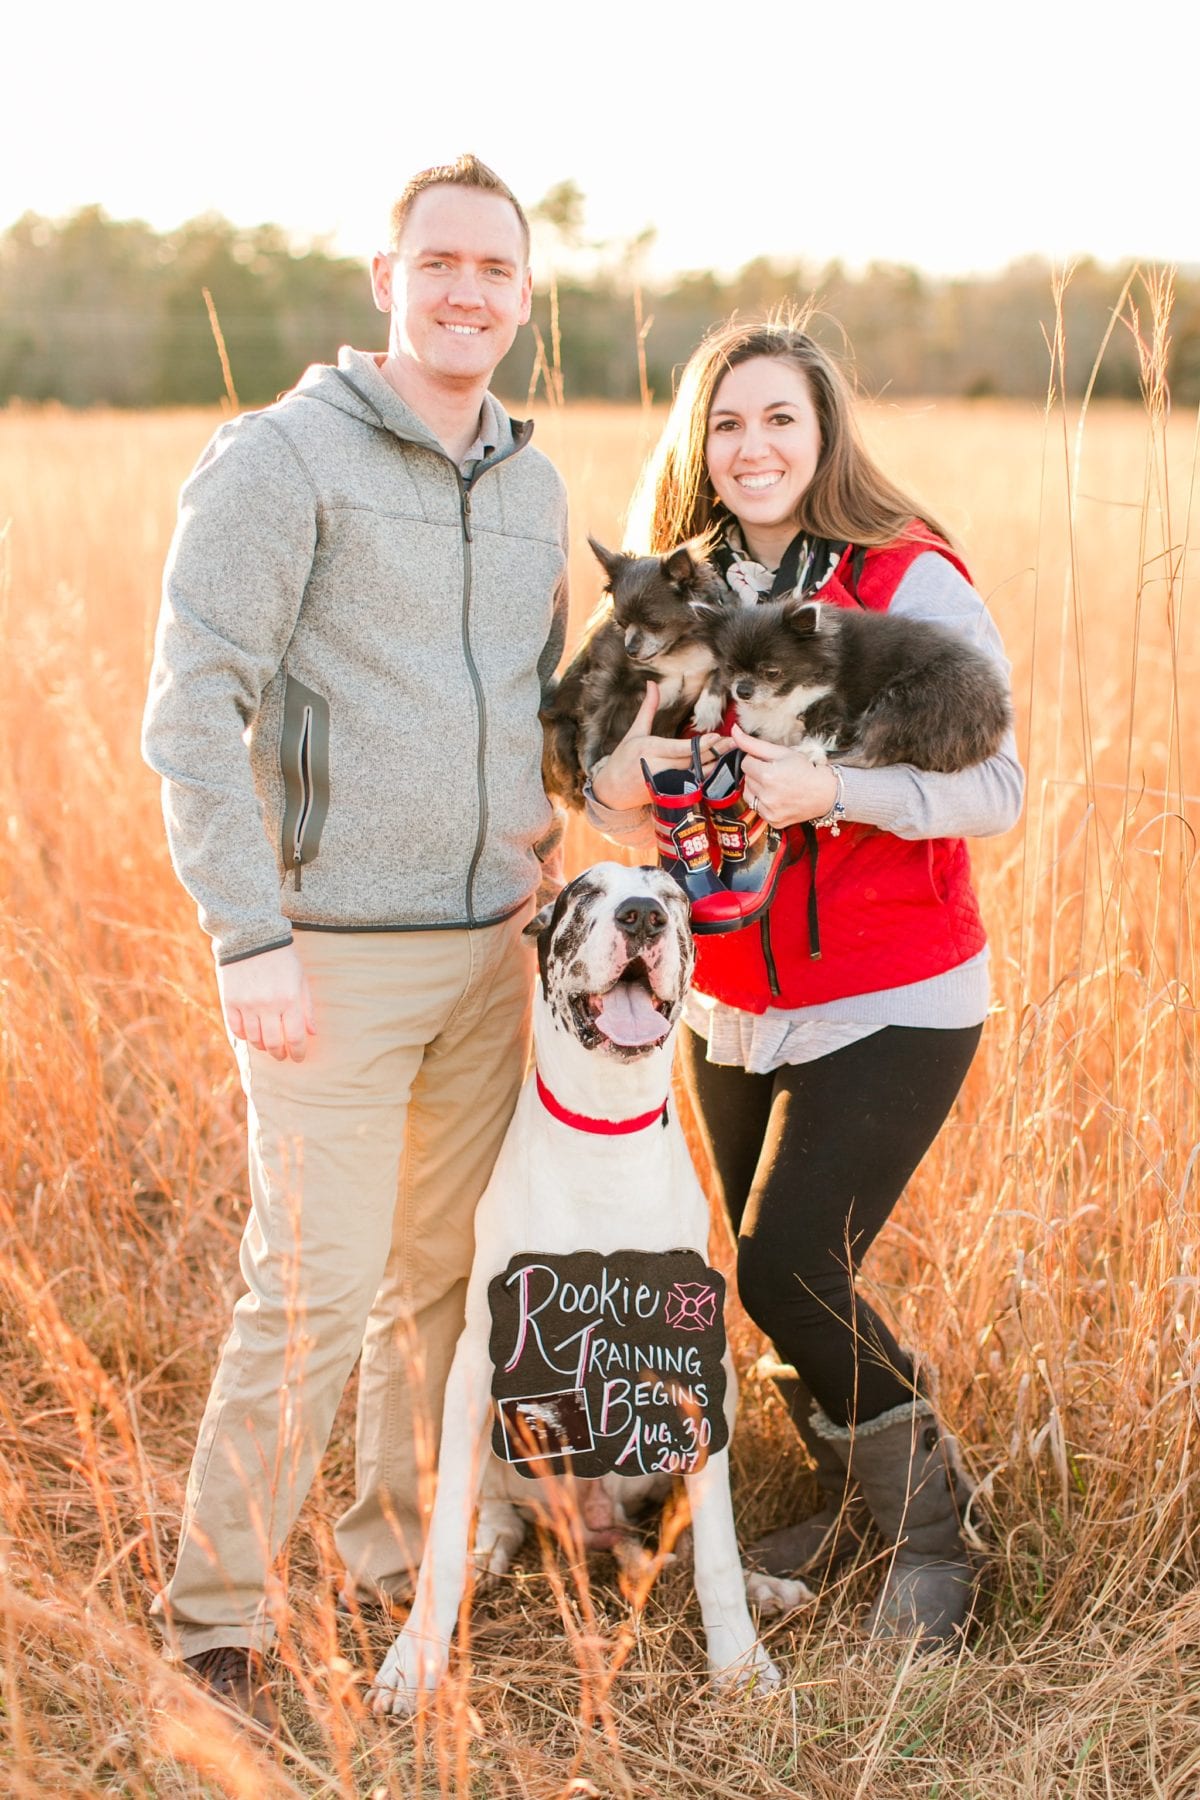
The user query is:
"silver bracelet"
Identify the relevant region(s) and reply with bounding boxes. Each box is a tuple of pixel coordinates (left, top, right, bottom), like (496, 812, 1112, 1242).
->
(808, 765, 846, 835)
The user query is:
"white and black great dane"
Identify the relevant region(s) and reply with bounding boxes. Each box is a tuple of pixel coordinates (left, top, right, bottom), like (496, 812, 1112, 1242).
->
(371, 863, 806, 1712)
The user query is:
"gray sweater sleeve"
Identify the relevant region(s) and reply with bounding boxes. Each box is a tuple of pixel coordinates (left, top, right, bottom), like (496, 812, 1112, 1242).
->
(582, 759, 658, 853)
(837, 554, 1025, 839)
(141, 414, 318, 963)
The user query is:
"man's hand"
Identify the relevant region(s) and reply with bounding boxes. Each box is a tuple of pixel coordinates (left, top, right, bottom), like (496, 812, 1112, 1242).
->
(731, 723, 839, 828)
(217, 942, 316, 1062)
(590, 682, 728, 811)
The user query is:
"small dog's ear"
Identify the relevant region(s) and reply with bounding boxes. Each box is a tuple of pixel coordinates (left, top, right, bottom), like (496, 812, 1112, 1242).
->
(662, 544, 699, 588)
(588, 537, 626, 586)
(782, 598, 823, 636)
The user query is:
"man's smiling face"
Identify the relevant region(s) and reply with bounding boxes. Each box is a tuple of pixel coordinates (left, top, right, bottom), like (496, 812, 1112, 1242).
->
(372, 184, 532, 390)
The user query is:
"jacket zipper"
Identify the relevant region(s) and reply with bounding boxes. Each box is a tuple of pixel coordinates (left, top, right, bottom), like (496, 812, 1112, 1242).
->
(458, 475, 489, 926)
(438, 432, 532, 925)
(292, 704, 314, 891)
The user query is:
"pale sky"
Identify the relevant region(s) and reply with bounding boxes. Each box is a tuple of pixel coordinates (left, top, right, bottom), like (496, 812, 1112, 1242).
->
(5, 0, 1195, 281)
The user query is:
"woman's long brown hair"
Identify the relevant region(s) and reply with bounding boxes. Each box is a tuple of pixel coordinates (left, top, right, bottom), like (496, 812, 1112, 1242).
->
(625, 313, 954, 556)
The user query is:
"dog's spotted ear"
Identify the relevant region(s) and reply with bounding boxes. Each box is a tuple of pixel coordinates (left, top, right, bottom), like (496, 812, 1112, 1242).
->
(525, 877, 582, 995)
(523, 900, 556, 940)
(781, 597, 823, 636)
(525, 900, 557, 996)
(588, 537, 627, 588)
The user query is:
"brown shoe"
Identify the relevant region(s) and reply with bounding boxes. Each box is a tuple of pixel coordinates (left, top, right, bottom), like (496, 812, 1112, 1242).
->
(183, 1645, 278, 1732)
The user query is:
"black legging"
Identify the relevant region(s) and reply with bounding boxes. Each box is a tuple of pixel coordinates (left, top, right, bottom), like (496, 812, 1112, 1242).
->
(678, 1021, 982, 1426)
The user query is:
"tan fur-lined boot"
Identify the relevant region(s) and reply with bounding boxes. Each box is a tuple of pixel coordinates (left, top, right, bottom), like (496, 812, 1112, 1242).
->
(813, 1398, 975, 1647)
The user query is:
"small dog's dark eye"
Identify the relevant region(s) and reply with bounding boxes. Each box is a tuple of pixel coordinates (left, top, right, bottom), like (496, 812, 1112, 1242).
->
(763, 666, 781, 681)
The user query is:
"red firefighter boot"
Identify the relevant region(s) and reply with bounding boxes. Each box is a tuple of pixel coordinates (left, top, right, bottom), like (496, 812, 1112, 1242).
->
(640, 747, 727, 909)
(690, 748, 795, 933)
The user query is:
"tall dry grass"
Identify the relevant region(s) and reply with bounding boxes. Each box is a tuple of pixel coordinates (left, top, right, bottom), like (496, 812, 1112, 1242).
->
(1, 281, 1197, 1797)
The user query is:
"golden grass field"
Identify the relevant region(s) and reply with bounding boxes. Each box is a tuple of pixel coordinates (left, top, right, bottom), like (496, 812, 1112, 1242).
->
(1, 297, 1198, 1796)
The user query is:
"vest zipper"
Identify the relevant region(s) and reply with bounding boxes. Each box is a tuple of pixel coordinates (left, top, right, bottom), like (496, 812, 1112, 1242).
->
(759, 913, 781, 997)
(292, 704, 314, 891)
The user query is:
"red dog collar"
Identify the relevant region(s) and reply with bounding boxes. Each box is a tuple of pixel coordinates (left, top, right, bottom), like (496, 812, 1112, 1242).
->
(535, 1070, 668, 1134)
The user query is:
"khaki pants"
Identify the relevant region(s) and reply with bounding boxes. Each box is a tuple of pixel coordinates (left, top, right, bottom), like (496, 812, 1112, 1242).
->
(154, 911, 533, 1657)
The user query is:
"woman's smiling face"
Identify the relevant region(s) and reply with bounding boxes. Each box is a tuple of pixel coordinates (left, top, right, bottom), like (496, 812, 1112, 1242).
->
(705, 356, 823, 564)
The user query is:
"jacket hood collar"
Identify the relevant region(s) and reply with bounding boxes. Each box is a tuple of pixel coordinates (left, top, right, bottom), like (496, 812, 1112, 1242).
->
(295, 347, 527, 459)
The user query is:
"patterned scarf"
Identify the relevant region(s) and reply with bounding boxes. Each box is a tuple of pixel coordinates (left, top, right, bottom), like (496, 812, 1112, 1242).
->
(712, 521, 847, 606)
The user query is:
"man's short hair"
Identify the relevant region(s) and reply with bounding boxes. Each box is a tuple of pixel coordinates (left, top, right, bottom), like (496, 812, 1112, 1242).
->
(388, 155, 530, 262)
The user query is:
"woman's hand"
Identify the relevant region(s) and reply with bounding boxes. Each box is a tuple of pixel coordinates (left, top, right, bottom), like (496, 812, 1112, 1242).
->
(590, 682, 728, 811)
(731, 723, 840, 827)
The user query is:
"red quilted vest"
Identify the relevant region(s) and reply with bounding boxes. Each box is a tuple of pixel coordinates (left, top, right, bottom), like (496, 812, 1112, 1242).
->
(692, 528, 989, 1014)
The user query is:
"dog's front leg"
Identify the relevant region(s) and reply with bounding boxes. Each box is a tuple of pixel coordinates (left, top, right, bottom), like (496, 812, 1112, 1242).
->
(370, 1343, 492, 1715)
(686, 1450, 781, 1692)
(691, 670, 726, 734)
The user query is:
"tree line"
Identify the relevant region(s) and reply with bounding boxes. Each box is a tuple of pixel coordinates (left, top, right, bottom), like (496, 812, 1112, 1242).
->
(2, 205, 1194, 410)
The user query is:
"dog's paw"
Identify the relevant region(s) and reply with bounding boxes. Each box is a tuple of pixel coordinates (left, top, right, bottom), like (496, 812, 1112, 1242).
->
(794, 732, 834, 764)
(708, 1632, 781, 1693)
(691, 689, 726, 733)
(745, 1569, 816, 1618)
(369, 1629, 450, 1716)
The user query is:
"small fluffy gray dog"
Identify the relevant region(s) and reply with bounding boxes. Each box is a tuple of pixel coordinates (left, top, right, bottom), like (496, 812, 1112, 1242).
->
(709, 595, 1011, 770)
(541, 538, 736, 807)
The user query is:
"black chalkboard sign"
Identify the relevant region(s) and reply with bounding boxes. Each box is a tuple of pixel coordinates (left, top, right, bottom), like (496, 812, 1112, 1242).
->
(487, 1249, 728, 1479)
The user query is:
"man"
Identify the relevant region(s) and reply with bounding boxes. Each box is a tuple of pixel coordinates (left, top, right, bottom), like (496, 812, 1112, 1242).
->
(142, 155, 567, 1724)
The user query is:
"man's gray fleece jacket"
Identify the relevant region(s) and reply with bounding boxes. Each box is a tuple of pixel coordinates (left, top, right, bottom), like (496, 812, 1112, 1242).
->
(143, 348, 568, 965)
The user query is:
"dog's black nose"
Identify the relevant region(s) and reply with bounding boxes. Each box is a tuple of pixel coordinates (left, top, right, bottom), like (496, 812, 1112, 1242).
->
(734, 678, 756, 701)
(615, 898, 667, 945)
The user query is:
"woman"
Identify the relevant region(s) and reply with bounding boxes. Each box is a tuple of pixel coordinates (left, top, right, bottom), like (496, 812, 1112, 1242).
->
(586, 319, 1023, 1647)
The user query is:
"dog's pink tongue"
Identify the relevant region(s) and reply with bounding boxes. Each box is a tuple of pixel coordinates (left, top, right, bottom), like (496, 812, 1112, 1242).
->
(595, 981, 668, 1046)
